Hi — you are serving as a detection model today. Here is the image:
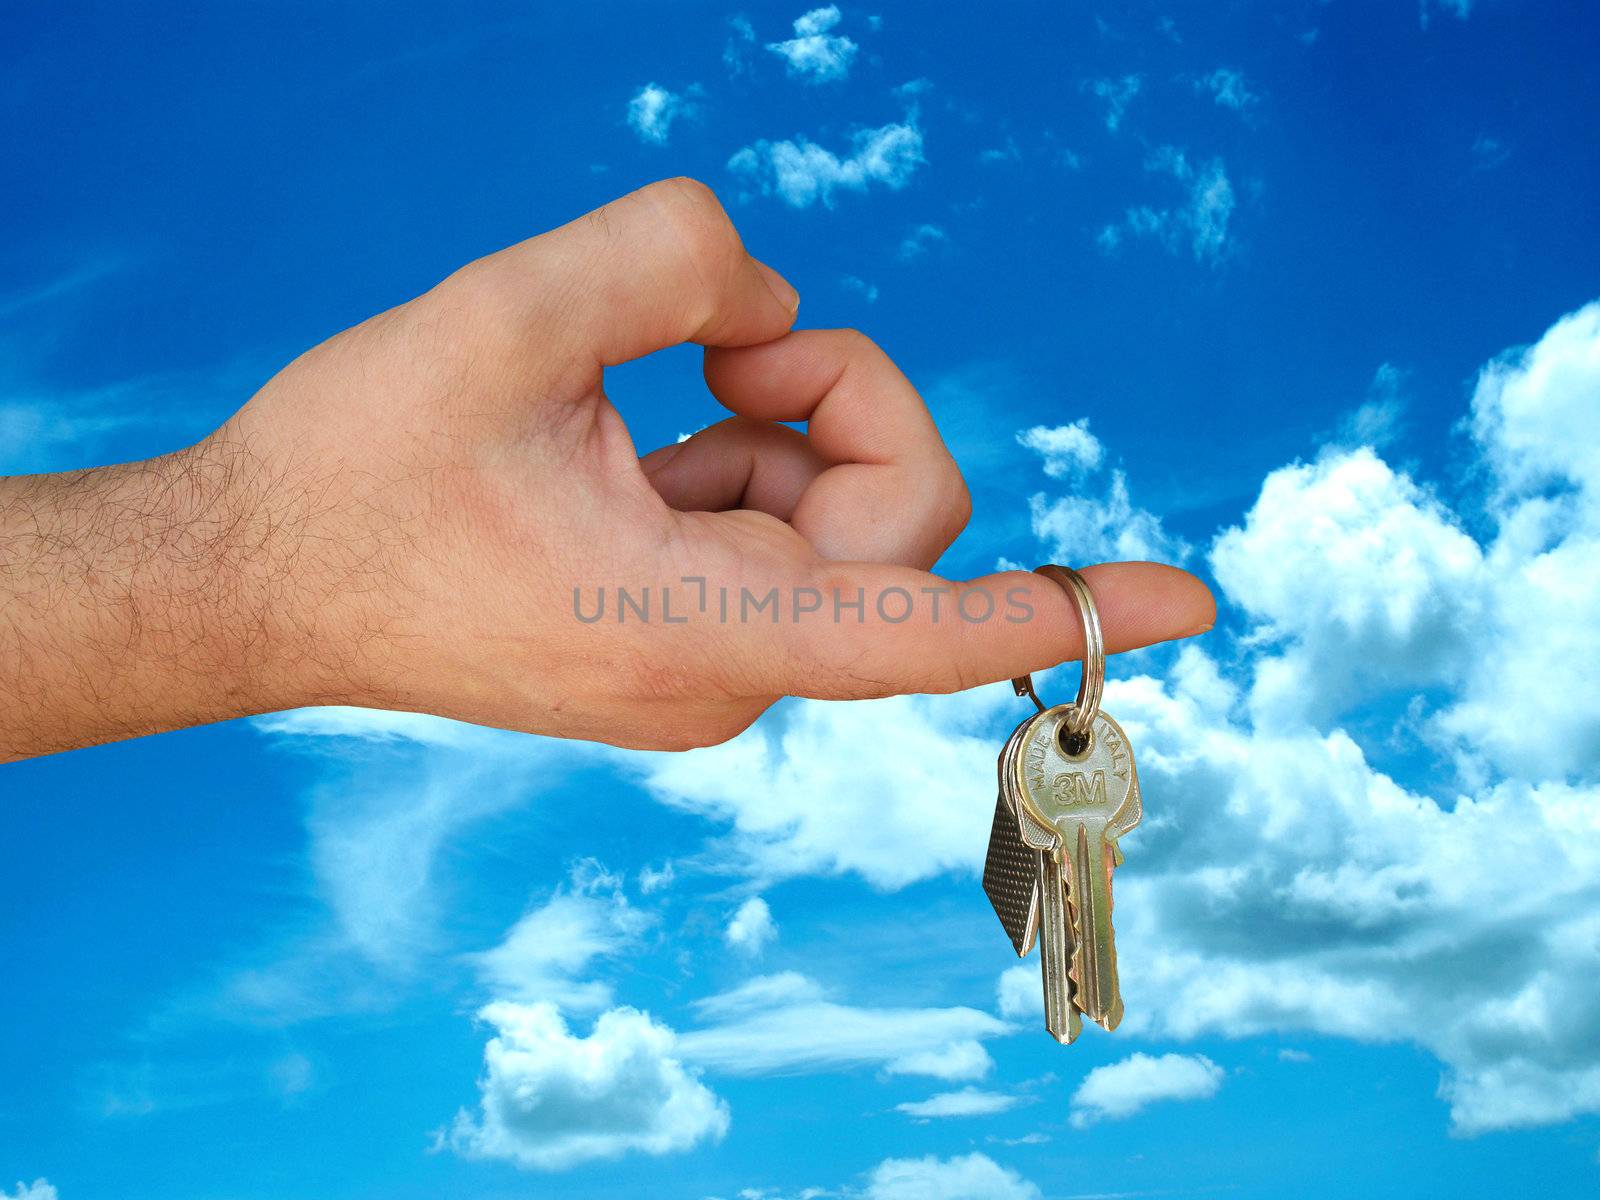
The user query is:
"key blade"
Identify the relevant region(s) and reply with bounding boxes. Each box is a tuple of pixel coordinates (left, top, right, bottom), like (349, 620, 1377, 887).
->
(1066, 820, 1122, 1029)
(1037, 851, 1082, 1044)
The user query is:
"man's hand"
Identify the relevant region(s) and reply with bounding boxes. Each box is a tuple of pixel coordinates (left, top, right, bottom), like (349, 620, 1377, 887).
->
(0, 178, 1213, 761)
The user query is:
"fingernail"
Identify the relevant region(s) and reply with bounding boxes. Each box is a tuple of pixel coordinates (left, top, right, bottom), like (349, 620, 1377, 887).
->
(754, 260, 800, 316)
(1184, 622, 1215, 638)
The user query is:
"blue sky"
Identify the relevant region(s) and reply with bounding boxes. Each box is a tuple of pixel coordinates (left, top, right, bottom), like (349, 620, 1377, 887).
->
(4, 2, 1600, 1198)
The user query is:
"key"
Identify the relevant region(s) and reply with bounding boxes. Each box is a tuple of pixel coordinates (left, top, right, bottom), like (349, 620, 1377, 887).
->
(982, 714, 1042, 956)
(1010, 703, 1142, 1034)
(1002, 709, 1082, 1044)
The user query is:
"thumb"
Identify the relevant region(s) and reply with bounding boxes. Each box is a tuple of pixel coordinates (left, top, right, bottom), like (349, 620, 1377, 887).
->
(464, 177, 799, 368)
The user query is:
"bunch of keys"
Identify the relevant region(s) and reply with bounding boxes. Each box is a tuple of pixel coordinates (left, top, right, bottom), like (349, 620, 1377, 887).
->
(982, 565, 1143, 1043)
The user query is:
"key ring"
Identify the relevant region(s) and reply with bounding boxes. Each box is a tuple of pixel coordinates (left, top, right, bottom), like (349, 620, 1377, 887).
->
(1011, 564, 1104, 744)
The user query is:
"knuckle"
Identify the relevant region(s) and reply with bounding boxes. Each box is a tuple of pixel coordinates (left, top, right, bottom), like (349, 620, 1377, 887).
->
(836, 327, 882, 359)
(942, 470, 974, 538)
(645, 177, 739, 259)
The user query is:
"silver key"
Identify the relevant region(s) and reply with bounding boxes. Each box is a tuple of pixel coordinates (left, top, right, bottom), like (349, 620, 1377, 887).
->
(1004, 708, 1081, 1043)
(1012, 704, 1142, 1032)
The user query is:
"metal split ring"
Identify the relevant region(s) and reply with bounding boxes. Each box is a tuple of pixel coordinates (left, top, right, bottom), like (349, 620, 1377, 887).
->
(1011, 564, 1105, 741)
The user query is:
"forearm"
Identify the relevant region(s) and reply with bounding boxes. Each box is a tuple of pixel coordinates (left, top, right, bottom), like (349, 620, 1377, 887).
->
(0, 442, 340, 760)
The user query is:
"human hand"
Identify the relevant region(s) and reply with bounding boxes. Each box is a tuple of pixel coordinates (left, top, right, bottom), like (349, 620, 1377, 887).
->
(0, 178, 1213, 759)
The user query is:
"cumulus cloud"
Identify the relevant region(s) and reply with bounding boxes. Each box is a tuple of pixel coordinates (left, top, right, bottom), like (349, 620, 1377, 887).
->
(627, 83, 696, 144)
(445, 1001, 728, 1170)
(469, 861, 651, 1011)
(1088, 74, 1141, 132)
(1090, 308, 1600, 1131)
(896, 1087, 1022, 1119)
(1019, 418, 1188, 565)
(636, 299, 1600, 1138)
(1103, 146, 1235, 265)
(1069, 1052, 1225, 1126)
(995, 963, 1040, 1020)
(729, 120, 924, 208)
(4, 1184, 57, 1200)
(863, 1153, 1039, 1200)
(1211, 448, 1483, 726)
(725, 896, 778, 956)
(678, 972, 1009, 1080)
(640, 687, 1010, 888)
(767, 6, 858, 82)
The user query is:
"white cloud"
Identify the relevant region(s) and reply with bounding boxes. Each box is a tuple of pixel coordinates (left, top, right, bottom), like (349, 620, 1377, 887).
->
(1278, 1048, 1313, 1063)
(233, 713, 581, 1018)
(678, 973, 1008, 1080)
(995, 964, 1040, 1020)
(1021, 418, 1188, 565)
(630, 301, 1600, 1138)
(896, 1087, 1022, 1119)
(470, 861, 651, 1011)
(1422, 0, 1473, 25)
(1017, 420, 1104, 480)
(1114, 146, 1235, 265)
(1070, 1052, 1225, 1126)
(725, 896, 778, 956)
(4, 1183, 57, 1200)
(1337, 362, 1407, 448)
(638, 861, 675, 893)
(627, 83, 695, 144)
(1210, 447, 1484, 726)
(639, 687, 1010, 888)
(767, 6, 858, 82)
(730, 120, 923, 208)
(1087, 74, 1141, 132)
(1472, 135, 1510, 171)
(445, 1001, 728, 1170)
(899, 222, 947, 260)
(863, 1153, 1039, 1200)
(841, 274, 880, 302)
(724, 15, 757, 76)
(1084, 342, 1600, 1130)
(1198, 67, 1258, 110)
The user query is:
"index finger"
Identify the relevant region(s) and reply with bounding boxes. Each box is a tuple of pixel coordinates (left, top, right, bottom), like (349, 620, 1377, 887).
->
(703, 330, 971, 569)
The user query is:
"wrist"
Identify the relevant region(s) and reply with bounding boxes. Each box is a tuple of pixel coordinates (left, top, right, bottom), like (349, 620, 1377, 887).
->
(0, 438, 365, 758)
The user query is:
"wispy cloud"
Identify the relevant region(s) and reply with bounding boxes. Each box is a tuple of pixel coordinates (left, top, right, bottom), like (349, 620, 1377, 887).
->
(469, 860, 652, 1011)
(729, 119, 924, 208)
(1018, 418, 1189, 564)
(896, 1086, 1022, 1119)
(1100, 146, 1236, 265)
(1197, 67, 1259, 111)
(767, 5, 858, 82)
(724, 896, 778, 956)
(678, 972, 1009, 1080)
(626, 82, 698, 144)
(1087, 74, 1142, 132)
(841, 274, 880, 301)
(898, 222, 947, 260)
